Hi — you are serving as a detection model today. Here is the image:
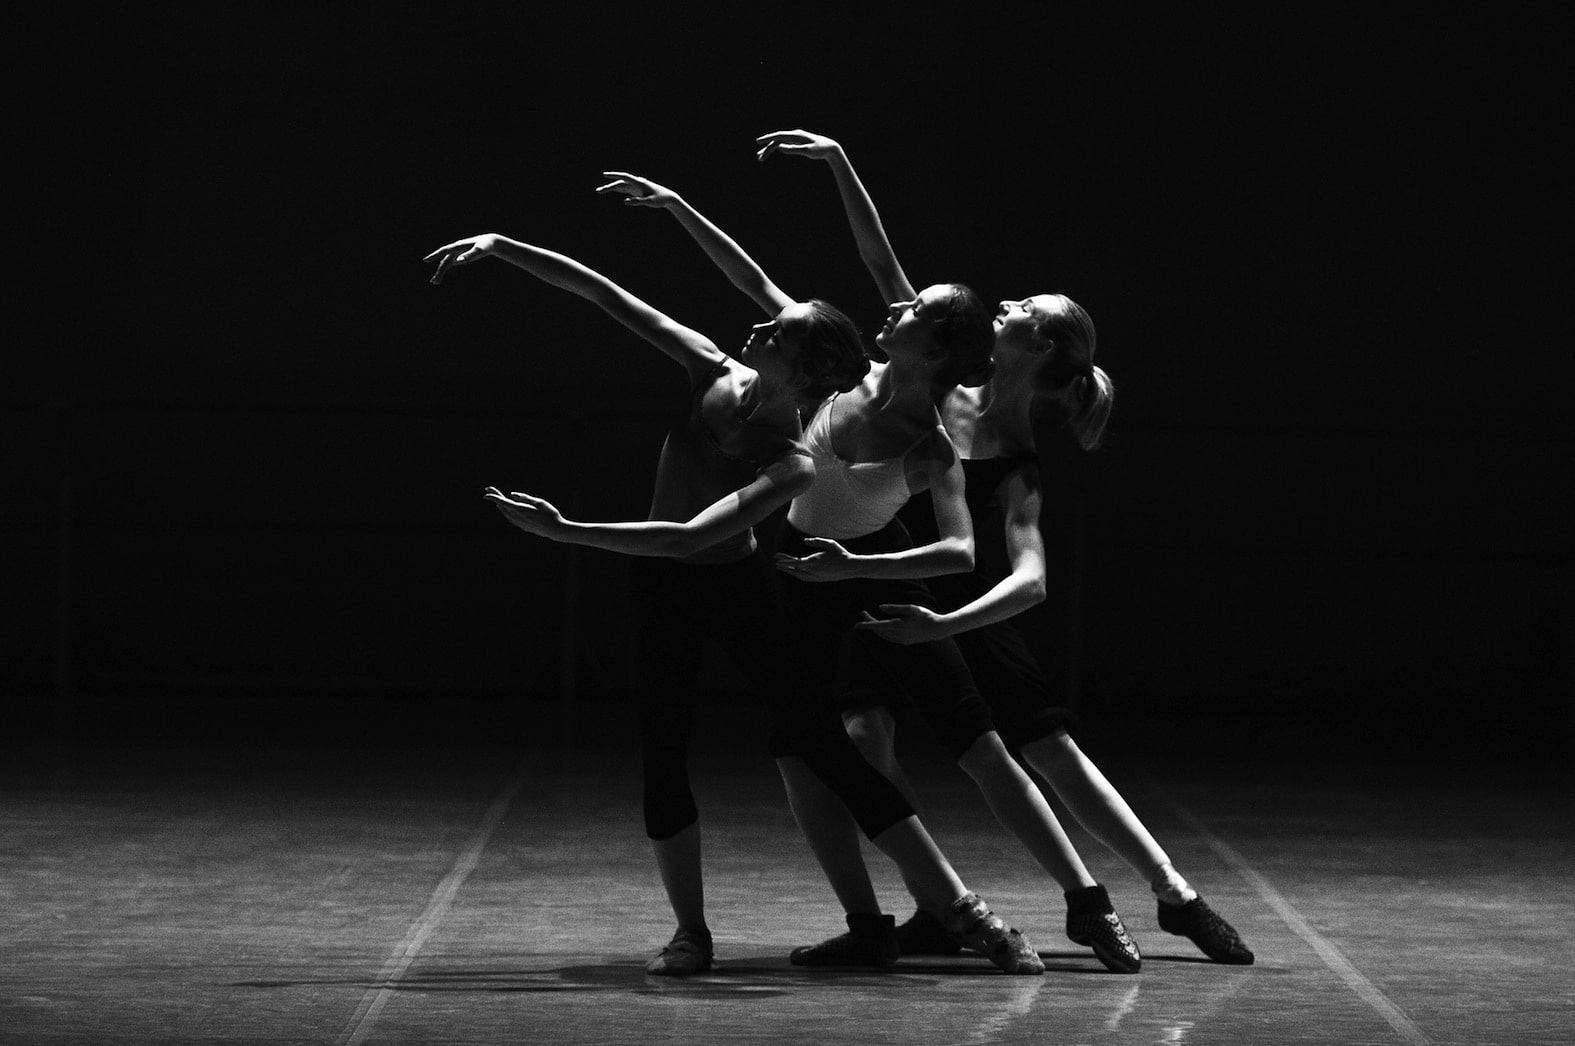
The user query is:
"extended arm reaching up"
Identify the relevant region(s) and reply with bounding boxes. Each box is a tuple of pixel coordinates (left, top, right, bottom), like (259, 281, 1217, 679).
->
(757, 129, 916, 305)
(596, 172, 793, 316)
(424, 233, 724, 383)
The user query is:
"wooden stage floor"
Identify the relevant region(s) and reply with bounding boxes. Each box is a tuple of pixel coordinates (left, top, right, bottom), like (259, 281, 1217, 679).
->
(2, 735, 1571, 1045)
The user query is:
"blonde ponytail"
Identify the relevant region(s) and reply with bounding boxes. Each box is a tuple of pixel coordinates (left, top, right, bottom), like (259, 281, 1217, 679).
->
(1036, 295, 1114, 450)
(1069, 364, 1115, 450)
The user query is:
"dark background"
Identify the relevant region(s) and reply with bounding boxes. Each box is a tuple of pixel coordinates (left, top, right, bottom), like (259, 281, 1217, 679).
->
(7, 4, 1569, 761)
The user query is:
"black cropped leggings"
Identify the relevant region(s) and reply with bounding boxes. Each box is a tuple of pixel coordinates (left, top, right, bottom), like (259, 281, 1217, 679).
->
(627, 552, 914, 842)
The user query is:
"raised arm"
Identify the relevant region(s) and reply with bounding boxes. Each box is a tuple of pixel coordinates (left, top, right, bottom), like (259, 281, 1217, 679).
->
(857, 464, 1048, 645)
(484, 451, 813, 559)
(596, 172, 793, 316)
(424, 233, 724, 382)
(757, 129, 917, 305)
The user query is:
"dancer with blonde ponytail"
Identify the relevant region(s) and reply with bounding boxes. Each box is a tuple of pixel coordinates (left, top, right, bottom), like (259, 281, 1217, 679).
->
(760, 128, 1254, 969)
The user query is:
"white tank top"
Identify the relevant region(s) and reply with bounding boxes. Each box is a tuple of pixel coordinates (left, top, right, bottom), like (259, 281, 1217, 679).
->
(787, 394, 935, 540)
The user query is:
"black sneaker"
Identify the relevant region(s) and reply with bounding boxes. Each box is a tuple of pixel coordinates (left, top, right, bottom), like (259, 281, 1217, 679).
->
(944, 893, 1044, 975)
(645, 928, 714, 976)
(1065, 884, 1142, 974)
(1158, 897, 1254, 965)
(895, 908, 962, 956)
(789, 913, 899, 967)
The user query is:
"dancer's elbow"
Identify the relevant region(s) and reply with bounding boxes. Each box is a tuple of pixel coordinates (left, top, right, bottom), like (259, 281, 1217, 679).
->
(937, 538, 974, 575)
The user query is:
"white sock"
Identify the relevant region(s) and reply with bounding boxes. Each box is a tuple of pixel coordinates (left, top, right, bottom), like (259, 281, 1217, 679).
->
(1151, 863, 1198, 906)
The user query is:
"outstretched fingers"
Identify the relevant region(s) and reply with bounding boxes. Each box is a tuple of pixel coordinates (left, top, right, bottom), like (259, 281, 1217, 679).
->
(595, 171, 663, 206)
(801, 536, 850, 557)
(754, 129, 825, 162)
(425, 238, 485, 284)
(481, 487, 543, 507)
(426, 249, 457, 285)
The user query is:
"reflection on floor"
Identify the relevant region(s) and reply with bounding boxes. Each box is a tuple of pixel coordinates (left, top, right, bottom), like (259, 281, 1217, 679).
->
(2, 737, 1571, 1045)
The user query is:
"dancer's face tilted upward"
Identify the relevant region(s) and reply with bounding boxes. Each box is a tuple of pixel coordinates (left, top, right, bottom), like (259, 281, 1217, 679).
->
(992, 293, 1095, 393)
(873, 283, 958, 363)
(993, 295, 1061, 352)
(741, 302, 814, 386)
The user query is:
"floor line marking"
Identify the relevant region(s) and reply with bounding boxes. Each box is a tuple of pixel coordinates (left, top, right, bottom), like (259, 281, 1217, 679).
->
(336, 771, 526, 1046)
(1166, 800, 1433, 1046)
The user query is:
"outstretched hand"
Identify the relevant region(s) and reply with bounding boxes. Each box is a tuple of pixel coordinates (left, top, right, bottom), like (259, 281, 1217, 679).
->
(853, 603, 950, 645)
(755, 129, 841, 163)
(483, 486, 567, 539)
(773, 536, 862, 582)
(425, 235, 501, 284)
(595, 171, 681, 209)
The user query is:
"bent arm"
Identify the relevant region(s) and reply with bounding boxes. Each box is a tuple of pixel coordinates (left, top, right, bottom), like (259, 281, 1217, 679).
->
(927, 466, 1049, 636)
(837, 436, 976, 580)
(426, 233, 724, 380)
(491, 453, 813, 559)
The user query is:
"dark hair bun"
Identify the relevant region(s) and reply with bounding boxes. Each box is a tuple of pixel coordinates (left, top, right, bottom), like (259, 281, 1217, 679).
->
(797, 299, 872, 402)
(957, 357, 996, 388)
(932, 283, 995, 389)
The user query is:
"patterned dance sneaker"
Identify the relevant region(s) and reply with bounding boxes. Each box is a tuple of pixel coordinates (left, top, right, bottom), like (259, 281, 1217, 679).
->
(789, 912, 899, 967)
(1065, 884, 1142, 974)
(895, 908, 963, 956)
(944, 893, 1044, 975)
(645, 929, 714, 976)
(1158, 897, 1255, 965)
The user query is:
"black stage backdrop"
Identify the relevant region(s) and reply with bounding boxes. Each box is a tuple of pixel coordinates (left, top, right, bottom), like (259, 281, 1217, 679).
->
(6, 3, 1569, 759)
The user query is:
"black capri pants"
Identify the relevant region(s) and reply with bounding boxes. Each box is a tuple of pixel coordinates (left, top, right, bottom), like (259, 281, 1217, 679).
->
(951, 616, 1078, 751)
(627, 552, 914, 843)
(775, 520, 997, 760)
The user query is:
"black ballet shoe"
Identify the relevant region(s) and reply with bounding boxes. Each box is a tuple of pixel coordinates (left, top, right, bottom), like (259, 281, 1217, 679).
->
(645, 928, 714, 976)
(944, 893, 1044, 975)
(1158, 896, 1255, 965)
(895, 908, 963, 956)
(1065, 884, 1142, 974)
(789, 913, 899, 967)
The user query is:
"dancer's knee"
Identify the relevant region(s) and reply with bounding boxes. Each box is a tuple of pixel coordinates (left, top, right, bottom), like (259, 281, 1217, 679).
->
(643, 793, 698, 842)
(1021, 728, 1077, 771)
(842, 708, 897, 770)
(642, 747, 697, 841)
(957, 731, 1018, 784)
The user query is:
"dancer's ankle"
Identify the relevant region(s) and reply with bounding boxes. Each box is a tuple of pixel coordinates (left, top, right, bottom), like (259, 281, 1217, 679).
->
(1150, 862, 1198, 907)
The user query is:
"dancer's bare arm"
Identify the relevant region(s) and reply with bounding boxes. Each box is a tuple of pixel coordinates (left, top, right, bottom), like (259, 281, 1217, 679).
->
(857, 463, 1048, 645)
(597, 172, 793, 316)
(756, 129, 916, 304)
(424, 233, 723, 383)
(484, 452, 813, 559)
